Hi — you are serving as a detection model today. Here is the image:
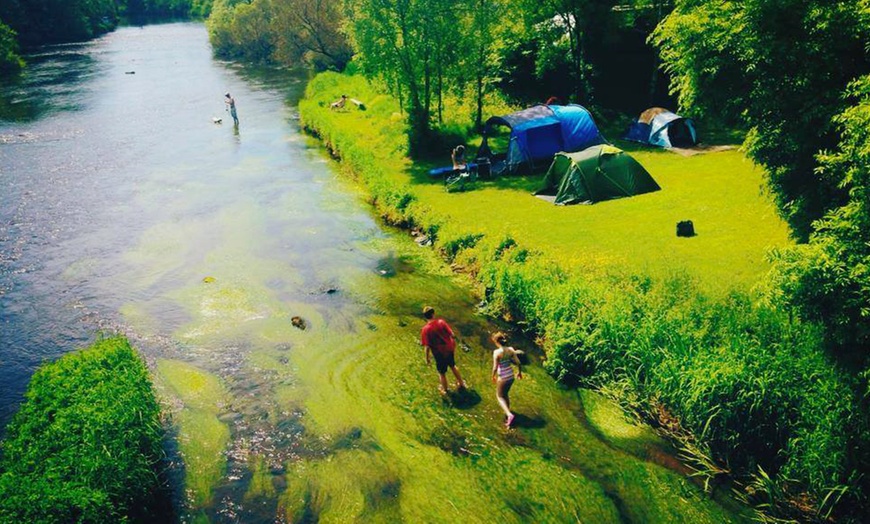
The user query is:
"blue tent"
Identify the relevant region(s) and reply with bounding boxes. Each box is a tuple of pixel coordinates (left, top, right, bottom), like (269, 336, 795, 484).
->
(624, 107, 697, 148)
(478, 104, 604, 175)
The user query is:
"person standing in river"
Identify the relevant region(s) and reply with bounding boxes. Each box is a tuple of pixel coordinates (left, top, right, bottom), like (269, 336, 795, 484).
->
(421, 306, 466, 395)
(491, 332, 523, 428)
(225, 92, 239, 126)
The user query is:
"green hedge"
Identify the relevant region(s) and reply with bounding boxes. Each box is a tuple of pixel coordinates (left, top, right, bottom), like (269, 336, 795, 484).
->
(0, 336, 164, 523)
(299, 72, 869, 520)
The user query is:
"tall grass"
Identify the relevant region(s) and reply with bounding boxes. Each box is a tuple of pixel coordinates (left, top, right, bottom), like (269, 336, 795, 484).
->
(299, 72, 868, 520)
(0, 335, 166, 523)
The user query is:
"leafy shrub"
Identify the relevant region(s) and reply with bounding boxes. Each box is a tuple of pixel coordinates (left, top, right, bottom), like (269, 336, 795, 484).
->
(0, 336, 165, 523)
(0, 22, 23, 74)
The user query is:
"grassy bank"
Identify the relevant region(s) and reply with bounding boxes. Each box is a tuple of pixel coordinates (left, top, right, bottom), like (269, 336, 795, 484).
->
(0, 336, 166, 523)
(299, 72, 866, 519)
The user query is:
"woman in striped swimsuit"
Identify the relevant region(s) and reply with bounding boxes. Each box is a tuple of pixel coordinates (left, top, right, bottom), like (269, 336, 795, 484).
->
(491, 332, 523, 428)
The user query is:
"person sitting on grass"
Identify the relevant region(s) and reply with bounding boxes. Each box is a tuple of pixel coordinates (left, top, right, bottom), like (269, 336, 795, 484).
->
(330, 94, 347, 110)
(451, 144, 467, 171)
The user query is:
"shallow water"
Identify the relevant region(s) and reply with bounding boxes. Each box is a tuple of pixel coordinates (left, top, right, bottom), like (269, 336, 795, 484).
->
(0, 22, 749, 523)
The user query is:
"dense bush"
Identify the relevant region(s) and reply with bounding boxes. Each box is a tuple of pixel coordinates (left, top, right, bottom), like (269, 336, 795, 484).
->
(299, 72, 869, 520)
(0, 0, 120, 47)
(0, 336, 165, 523)
(767, 76, 870, 362)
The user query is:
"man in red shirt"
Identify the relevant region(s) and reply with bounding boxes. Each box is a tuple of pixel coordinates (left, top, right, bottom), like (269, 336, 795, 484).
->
(421, 306, 467, 394)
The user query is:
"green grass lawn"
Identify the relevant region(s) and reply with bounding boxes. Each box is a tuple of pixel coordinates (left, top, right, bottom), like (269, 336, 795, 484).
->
(303, 73, 790, 294)
(412, 146, 787, 292)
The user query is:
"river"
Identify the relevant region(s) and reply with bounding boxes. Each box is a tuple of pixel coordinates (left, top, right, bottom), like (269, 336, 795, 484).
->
(0, 22, 749, 523)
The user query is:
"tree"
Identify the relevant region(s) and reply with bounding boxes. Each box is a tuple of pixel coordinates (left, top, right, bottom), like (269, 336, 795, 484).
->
(653, 0, 870, 240)
(230, 0, 274, 62)
(513, 0, 619, 105)
(462, 0, 514, 128)
(207, 0, 274, 63)
(0, 0, 119, 46)
(271, 0, 351, 71)
(344, 0, 463, 151)
(0, 19, 23, 73)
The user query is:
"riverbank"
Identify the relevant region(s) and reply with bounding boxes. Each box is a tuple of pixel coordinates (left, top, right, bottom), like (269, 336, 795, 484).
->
(299, 72, 865, 519)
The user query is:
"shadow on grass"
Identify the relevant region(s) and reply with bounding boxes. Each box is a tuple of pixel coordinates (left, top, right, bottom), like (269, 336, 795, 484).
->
(443, 387, 482, 409)
(407, 160, 545, 195)
(511, 412, 547, 430)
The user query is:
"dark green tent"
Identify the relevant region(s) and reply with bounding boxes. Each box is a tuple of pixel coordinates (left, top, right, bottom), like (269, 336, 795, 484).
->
(535, 145, 660, 205)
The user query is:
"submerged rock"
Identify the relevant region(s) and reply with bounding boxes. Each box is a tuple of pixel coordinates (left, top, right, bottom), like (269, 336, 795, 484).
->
(291, 316, 306, 330)
(218, 412, 243, 423)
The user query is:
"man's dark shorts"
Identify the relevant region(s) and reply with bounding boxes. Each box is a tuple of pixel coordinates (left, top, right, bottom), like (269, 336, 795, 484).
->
(432, 350, 456, 374)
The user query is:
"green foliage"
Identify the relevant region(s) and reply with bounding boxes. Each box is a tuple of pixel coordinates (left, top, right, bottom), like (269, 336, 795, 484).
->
(122, 0, 207, 17)
(207, 0, 274, 63)
(766, 75, 870, 358)
(479, 245, 867, 519)
(520, 0, 620, 104)
(653, 0, 870, 240)
(0, 335, 165, 523)
(344, 0, 464, 150)
(0, 0, 120, 46)
(0, 19, 23, 72)
(206, 0, 349, 69)
(188, 0, 214, 17)
(0, 0, 211, 53)
(271, 0, 351, 71)
(300, 72, 869, 519)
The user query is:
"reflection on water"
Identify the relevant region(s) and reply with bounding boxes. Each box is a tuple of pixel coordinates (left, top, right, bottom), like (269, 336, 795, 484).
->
(0, 45, 99, 122)
(0, 22, 748, 523)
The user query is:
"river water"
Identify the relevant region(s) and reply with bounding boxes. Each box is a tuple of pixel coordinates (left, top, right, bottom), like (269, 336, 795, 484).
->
(0, 22, 749, 523)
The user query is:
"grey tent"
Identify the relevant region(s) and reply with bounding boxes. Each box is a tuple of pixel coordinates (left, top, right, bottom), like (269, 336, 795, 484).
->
(535, 145, 660, 205)
(624, 107, 697, 148)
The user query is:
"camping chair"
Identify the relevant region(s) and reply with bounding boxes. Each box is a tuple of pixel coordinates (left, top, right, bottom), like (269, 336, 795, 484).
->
(445, 163, 478, 192)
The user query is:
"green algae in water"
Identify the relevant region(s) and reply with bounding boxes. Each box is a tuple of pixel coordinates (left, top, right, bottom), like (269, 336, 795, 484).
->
(175, 409, 231, 509)
(156, 359, 231, 510)
(274, 312, 612, 521)
(279, 450, 403, 523)
(170, 276, 322, 346)
(122, 147, 748, 522)
(245, 455, 277, 502)
(123, 220, 207, 291)
(119, 302, 161, 335)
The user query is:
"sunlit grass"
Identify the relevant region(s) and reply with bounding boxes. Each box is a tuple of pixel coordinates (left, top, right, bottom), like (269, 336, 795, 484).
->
(300, 72, 790, 293)
(581, 389, 667, 460)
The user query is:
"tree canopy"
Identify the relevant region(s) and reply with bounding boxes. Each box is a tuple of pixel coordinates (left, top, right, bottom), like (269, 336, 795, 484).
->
(207, 0, 350, 71)
(0, 0, 213, 50)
